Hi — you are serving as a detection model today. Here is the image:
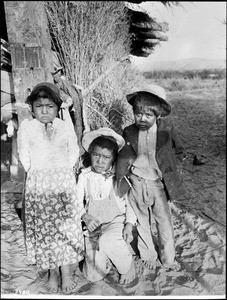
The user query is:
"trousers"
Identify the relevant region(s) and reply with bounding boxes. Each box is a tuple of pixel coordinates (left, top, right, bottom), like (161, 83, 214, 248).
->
(128, 174, 175, 266)
(83, 215, 133, 282)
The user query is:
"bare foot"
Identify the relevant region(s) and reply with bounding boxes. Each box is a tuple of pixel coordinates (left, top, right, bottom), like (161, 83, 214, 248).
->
(162, 260, 181, 271)
(46, 267, 60, 293)
(60, 265, 77, 294)
(119, 261, 136, 285)
(141, 259, 157, 270)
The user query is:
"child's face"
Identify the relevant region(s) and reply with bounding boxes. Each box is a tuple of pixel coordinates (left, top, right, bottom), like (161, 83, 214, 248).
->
(91, 146, 114, 173)
(134, 105, 157, 130)
(33, 98, 58, 124)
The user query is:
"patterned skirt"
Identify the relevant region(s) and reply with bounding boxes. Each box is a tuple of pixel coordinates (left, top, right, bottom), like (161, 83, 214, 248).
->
(23, 167, 84, 270)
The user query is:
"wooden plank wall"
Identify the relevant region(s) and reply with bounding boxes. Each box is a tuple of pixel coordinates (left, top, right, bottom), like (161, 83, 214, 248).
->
(4, 1, 54, 181)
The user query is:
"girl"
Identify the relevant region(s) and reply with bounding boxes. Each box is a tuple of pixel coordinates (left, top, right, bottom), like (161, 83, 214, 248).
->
(77, 127, 137, 285)
(17, 82, 84, 294)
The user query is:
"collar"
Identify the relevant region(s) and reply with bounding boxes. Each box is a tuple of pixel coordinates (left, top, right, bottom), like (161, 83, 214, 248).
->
(34, 117, 59, 127)
(91, 165, 115, 179)
(82, 166, 115, 179)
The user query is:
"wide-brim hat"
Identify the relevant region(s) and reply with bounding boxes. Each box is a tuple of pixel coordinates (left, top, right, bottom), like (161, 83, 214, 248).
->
(82, 127, 125, 152)
(126, 84, 171, 117)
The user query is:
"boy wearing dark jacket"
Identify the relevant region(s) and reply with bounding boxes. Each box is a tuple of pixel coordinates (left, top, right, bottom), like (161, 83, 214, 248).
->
(116, 84, 187, 271)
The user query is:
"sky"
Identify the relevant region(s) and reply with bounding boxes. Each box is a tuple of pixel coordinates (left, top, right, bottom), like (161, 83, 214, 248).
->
(130, 1, 226, 71)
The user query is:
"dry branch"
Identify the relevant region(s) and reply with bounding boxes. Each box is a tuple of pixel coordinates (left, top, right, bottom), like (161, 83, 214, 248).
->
(82, 56, 130, 97)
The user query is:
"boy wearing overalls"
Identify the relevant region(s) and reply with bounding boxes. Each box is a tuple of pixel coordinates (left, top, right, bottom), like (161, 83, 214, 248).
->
(77, 128, 137, 285)
(116, 84, 187, 271)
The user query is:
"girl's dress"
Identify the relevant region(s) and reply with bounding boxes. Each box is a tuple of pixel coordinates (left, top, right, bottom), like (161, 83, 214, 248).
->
(17, 117, 84, 270)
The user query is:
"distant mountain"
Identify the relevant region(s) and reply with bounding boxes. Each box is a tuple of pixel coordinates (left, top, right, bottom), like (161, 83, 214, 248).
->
(146, 58, 226, 71)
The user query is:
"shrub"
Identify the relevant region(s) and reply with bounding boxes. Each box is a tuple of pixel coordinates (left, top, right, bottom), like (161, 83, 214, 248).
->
(45, 1, 143, 133)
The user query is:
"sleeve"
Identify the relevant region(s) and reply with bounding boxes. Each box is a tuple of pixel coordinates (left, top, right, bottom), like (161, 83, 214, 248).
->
(116, 129, 134, 179)
(66, 120, 80, 167)
(17, 119, 31, 172)
(125, 194, 137, 225)
(115, 129, 136, 197)
(171, 122, 185, 164)
(76, 173, 87, 218)
(62, 107, 74, 130)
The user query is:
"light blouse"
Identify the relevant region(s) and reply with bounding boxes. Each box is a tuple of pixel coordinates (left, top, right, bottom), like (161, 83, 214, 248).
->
(77, 167, 137, 225)
(17, 118, 79, 172)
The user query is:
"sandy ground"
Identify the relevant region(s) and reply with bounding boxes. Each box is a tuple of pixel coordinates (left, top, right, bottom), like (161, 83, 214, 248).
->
(1, 81, 226, 299)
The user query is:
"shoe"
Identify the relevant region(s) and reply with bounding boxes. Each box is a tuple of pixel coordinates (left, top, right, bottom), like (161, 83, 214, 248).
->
(193, 155, 205, 165)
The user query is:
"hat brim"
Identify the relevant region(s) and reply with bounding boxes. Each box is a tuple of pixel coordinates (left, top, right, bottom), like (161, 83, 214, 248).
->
(126, 91, 171, 117)
(82, 127, 125, 152)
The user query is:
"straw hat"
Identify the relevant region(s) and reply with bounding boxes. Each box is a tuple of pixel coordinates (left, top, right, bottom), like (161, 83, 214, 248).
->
(126, 84, 171, 117)
(82, 127, 125, 152)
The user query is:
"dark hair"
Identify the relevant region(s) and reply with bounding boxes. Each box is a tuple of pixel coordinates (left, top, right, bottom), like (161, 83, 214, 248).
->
(88, 135, 119, 161)
(132, 92, 161, 117)
(26, 86, 62, 111)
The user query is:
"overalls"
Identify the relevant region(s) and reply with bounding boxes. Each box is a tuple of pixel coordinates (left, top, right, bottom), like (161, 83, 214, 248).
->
(83, 179, 133, 282)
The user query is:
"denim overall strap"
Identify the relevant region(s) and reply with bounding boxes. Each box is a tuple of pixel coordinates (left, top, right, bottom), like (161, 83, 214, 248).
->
(86, 178, 122, 224)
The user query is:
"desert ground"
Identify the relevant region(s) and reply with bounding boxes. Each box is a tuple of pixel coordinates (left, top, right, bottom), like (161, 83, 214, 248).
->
(1, 77, 226, 299)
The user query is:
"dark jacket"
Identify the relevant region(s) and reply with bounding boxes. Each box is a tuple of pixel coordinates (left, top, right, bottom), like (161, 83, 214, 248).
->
(116, 117, 187, 200)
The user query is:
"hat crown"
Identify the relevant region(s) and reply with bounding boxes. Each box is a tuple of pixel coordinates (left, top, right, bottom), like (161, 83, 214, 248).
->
(142, 84, 166, 101)
(82, 127, 125, 152)
(126, 84, 171, 117)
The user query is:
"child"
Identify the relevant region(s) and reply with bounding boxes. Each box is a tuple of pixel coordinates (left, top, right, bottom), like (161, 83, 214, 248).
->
(17, 82, 84, 294)
(116, 84, 187, 271)
(76, 127, 137, 285)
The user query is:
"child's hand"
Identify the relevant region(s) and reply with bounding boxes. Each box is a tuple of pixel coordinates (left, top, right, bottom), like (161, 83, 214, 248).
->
(82, 213, 100, 232)
(123, 222, 133, 244)
(60, 96, 73, 109)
